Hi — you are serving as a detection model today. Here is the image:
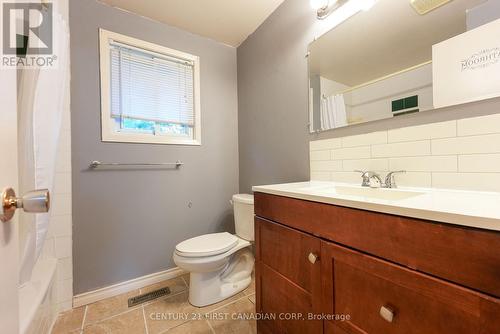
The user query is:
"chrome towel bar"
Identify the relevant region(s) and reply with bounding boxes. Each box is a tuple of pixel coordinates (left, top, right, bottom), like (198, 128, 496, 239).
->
(89, 160, 183, 169)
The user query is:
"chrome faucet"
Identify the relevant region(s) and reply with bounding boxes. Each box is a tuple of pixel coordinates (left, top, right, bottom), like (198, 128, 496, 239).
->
(355, 170, 406, 188)
(384, 170, 406, 188)
(355, 170, 383, 188)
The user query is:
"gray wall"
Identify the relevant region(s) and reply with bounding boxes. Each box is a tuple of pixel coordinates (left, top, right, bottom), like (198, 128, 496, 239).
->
(467, 0, 500, 29)
(70, 0, 239, 294)
(237, 0, 500, 193)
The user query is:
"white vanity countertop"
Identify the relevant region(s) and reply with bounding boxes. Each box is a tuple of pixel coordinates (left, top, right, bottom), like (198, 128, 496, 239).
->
(252, 181, 500, 232)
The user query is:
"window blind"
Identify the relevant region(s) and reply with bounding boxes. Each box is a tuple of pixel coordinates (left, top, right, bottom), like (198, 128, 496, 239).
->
(110, 41, 195, 126)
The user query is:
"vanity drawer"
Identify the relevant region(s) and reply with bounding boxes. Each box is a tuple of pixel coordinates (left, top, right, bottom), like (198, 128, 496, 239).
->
(254, 192, 500, 297)
(321, 241, 500, 334)
(255, 217, 321, 293)
(255, 217, 323, 334)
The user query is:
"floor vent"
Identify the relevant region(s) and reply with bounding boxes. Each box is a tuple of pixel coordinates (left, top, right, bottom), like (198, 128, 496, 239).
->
(128, 287, 171, 307)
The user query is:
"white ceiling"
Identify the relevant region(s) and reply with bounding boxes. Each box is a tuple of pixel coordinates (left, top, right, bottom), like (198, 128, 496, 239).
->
(309, 0, 486, 86)
(99, 0, 285, 47)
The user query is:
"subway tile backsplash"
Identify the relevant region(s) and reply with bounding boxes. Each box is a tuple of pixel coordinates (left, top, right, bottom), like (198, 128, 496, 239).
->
(432, 133, 500, 155)
(372, 140, 431, 158)
(310, 113, 500, 192)
(457, 113, 500, 136)
(332, 146, 371, 160)
(342, 131, 387, 147)
(387, 120, 456, 142)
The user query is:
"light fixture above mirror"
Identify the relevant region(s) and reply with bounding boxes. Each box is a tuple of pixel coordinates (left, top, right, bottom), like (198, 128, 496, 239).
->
(310, 0, 377, 20)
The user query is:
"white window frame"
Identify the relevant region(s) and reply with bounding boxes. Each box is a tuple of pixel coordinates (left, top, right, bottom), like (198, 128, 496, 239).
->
(99, 29, 201, 145)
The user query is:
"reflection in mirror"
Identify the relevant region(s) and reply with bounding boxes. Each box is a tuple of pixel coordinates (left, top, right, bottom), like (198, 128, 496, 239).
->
(308, 0, 487, 132)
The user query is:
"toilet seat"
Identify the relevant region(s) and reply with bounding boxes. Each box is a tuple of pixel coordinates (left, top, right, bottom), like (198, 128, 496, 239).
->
(175, 232, 238, 258)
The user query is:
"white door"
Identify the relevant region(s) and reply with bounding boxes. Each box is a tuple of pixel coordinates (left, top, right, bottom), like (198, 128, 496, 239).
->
(0, 65, 20, 332)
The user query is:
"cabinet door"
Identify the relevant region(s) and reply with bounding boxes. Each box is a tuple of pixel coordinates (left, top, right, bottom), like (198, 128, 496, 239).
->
(255, 217, 322, 334)
(321, 241, 500, 334)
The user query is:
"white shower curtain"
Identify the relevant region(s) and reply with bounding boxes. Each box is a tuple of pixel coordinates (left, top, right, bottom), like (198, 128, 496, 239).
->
(18, 68, 39, 285)
(320, 94, 347, 130)
(18, 11, 69, 285)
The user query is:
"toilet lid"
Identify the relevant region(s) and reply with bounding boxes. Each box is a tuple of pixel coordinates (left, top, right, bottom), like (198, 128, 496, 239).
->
(175, 232, 239, 257)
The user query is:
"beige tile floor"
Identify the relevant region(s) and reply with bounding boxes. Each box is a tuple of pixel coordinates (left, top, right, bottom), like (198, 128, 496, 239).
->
(51, 274, 256, 334)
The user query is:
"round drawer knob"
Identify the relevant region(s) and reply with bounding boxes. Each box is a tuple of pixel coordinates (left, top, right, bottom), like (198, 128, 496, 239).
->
(308, 252, 319, 264)
(379, 305, 395, 323)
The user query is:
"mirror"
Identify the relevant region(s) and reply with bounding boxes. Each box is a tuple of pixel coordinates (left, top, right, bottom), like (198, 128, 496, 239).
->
(308, 0, 488, 132)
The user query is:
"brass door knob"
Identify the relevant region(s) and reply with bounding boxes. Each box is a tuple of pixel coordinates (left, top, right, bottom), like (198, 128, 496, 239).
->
(1, 187, 50, 222)
(308, 252, 319, 264)
(379, 305, 395, 323)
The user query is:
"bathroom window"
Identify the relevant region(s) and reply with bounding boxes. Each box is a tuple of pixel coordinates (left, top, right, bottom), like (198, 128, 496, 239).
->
(99, 29, 201, 145)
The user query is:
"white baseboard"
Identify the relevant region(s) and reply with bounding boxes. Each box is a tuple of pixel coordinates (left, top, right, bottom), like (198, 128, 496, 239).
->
(73, 267, 187, 308)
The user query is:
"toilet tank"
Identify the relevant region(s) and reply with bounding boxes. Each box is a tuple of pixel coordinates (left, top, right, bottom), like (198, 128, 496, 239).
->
(232, 194, 254, 241)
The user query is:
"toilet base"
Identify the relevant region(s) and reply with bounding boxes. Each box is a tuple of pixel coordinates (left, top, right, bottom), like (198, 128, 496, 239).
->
(188, 248, 254, 307)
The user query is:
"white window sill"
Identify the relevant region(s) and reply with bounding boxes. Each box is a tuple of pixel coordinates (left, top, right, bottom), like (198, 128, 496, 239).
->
(102, 133, 201, 146)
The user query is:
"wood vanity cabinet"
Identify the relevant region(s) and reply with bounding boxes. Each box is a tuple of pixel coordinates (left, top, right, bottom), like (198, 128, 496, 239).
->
(254, 192, 500, 334)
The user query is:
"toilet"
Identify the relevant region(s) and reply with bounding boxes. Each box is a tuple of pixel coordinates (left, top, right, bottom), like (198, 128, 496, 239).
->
(173, 194, 255, 307)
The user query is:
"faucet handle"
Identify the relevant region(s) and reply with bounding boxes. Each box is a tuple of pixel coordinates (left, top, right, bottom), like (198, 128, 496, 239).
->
(355, 170, 383, 187)
(385, 171, 406, 188)
(355, 170, 370, 187)
(354, 169, 367, 177)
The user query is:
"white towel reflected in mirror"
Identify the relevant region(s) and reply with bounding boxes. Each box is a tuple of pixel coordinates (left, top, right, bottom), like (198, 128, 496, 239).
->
(320, 94, 347, 130)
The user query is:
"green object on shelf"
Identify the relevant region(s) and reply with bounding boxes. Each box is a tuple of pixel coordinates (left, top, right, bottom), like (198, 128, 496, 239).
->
(392, 99, 405, 112)
(392, 95, 419, 113)
(405, 95, 418, 109)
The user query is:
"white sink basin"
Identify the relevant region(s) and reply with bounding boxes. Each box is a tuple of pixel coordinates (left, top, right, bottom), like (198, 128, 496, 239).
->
(321, 185, 425, 201)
